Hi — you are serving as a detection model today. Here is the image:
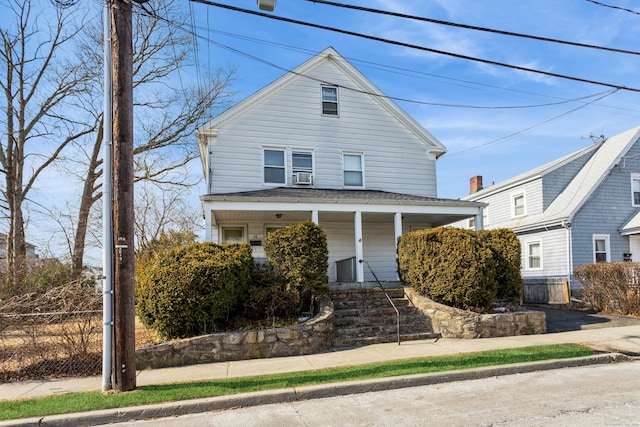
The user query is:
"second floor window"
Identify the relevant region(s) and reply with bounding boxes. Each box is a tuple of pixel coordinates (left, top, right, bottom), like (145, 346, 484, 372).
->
(632, 174, 640, 206)
(322, 86, 338, 116)
(292, 151, 312, 174)
(343, 153, 363, 187)
(512, 193, 525, 217)
(264, 149, 285, 184)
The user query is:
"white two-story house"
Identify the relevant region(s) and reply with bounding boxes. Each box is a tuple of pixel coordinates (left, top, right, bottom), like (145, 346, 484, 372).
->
(197, 47, 483, 284)
(452, 126, 640, 302)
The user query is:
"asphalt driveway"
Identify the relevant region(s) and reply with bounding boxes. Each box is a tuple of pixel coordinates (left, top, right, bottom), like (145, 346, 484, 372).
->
(526, 306, 640, 333)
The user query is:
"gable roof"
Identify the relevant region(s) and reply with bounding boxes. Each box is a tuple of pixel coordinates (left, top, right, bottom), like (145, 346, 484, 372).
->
(465, 143, 601, 200)
(466, 125, 640, 231)
(196, 46, 446, 157)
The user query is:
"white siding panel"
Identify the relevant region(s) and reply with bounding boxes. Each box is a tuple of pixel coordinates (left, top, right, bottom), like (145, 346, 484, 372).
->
(207, 60, 438, 197)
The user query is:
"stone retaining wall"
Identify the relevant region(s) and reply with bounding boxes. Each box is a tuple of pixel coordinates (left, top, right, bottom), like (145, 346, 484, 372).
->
(136, 297, 334, 369)
(404, 288, 546, 339)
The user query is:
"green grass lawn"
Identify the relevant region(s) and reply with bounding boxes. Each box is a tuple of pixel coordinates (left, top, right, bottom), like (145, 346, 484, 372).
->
(0, 344, 592, 421)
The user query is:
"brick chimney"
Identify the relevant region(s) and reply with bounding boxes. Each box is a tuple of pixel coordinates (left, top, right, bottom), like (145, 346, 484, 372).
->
(470, 175, 483, 193)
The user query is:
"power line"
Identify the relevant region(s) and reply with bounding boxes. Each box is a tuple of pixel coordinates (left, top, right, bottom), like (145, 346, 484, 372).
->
(188, 25, 640, 115)
(189, 0, 640, 93)
(448, 89, 619, 156)
(142, 7, 621, 111)
(585, 0, 640, 15)
(309, 0, 640, 56)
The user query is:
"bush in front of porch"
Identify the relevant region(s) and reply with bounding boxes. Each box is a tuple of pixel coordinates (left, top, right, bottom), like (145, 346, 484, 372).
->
(397, 227, 522, 312)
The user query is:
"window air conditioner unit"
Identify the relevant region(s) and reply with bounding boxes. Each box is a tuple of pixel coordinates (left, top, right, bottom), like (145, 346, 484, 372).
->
(294, 172, 313, 185)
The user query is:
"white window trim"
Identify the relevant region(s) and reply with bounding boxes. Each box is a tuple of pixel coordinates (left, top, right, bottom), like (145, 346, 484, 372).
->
(483, 206, 489, 226)
(593, 234, 611, 263)
(263, 147, 286, 186)
(321, 85, 339, 117)
(631, 173, 640, 207)
(220, 225, 247, 244)
(511, 191, 527, 218)
(342, 152, 364, 188)
(524, 240, 543, 271)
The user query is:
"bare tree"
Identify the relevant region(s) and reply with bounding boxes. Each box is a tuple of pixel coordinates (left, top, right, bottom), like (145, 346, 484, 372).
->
(134, 183, 201, 251)
(0, 0, 96, 292)
(67, 0, 235, 280)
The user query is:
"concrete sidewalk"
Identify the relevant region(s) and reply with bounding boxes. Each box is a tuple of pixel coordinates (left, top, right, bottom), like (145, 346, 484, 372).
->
(2, 324, 640, 402)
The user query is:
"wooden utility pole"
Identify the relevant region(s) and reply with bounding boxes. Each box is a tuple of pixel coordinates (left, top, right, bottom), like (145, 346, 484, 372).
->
(111, 0, 136, 392)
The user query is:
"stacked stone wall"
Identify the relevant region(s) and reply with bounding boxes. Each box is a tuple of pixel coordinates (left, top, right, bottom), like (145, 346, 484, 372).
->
(136, 297, 333, 369)
(404, 288, 546, 339)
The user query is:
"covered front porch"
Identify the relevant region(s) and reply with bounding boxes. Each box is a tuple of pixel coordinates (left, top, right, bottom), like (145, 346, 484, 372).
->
(201, 188, 484, 282)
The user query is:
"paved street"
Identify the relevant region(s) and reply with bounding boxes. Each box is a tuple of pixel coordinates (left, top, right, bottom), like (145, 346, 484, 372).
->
(112, 360, 640, 427)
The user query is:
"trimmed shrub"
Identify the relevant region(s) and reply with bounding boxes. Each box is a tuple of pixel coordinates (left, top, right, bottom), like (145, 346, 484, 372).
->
(244, 263, 300, 324)
(478, 228, 523, 300)
(574, 262, 640, 316)
(397, 227, 497, 311)
(135, 242, 253, 339)
(264, 221, 329, 312)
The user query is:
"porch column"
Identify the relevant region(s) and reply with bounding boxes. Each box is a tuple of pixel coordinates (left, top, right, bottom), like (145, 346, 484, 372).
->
(204, 209, 212, 241)
(394, 212, 403, 280)
(354, 211, 364, 282)
(394, 212, 403, 250)
(474, 207, 484, 231)
(312, 210, 319, 224)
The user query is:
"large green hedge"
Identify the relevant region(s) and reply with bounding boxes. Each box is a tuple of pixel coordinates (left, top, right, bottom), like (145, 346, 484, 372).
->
(135, 242, 253, 339)
(478, 228, 523, 299)
(264, 221, 329, 311)
(398, 227, 498, 311)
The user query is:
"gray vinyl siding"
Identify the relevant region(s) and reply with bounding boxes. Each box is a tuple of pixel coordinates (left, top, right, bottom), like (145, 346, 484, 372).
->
(570, 145, 640, 267)
(208, 60, 437, 197)
(460, 179, 544, 228)
(541, 152, 595, 210)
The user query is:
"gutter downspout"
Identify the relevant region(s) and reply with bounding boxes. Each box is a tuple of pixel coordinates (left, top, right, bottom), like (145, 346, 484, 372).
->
(102, 0, 114, 392)
(563, 220, 573, 290)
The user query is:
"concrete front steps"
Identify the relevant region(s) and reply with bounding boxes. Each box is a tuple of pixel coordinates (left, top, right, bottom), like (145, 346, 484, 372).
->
(330, 287, 440, 348)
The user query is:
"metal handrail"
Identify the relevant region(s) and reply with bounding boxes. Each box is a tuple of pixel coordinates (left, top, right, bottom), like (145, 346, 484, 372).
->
(360, 259, 400, 345)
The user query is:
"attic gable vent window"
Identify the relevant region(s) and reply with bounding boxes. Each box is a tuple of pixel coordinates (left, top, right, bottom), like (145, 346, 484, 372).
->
(321, 86, 338, 116)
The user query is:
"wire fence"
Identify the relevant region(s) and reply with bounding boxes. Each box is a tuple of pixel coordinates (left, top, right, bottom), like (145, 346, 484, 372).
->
(0, 282, 103, 382)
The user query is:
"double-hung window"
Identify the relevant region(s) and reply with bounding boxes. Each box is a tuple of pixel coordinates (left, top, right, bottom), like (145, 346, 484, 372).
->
(292, 151, 313, 174)
(321, 86, 338, 116)
(292, 151, 313, 185)
(632, 174, 640, 206)
(512, 193, 526, 217)
(264, 149, 285, 184)
(526, 241, 542, 270)
(593, 234, 610, 263)
(343, 153, 363, 187)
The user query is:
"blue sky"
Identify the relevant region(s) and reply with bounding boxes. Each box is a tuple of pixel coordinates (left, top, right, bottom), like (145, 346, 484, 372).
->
(187, 0, 640, 198)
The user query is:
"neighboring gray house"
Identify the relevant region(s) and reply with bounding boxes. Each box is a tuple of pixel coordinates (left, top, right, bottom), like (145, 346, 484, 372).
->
(452, 125, 640, 301)
(196, 47, 483, 283)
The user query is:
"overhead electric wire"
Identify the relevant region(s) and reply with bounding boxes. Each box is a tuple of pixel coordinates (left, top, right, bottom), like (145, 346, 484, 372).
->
(189, 0, 640, 94)
(585, 0, 640, 15)
(189, 26, 640, 115)
(137, 5, 620, 111)
(448, 89, 619, 156)
(309, 0, 640, 56)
